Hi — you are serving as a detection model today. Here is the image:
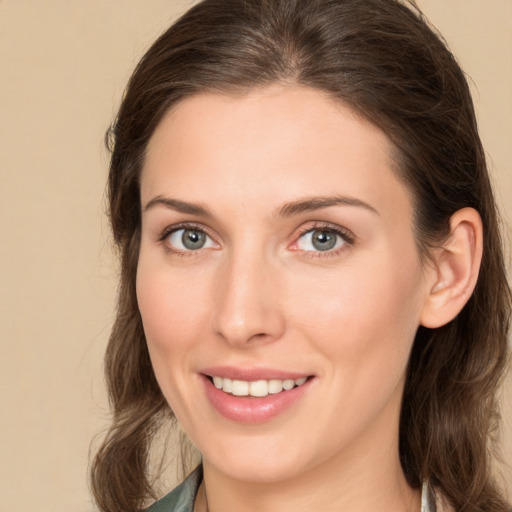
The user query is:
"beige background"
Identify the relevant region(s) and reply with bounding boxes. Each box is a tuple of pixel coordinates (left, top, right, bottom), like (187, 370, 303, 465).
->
(0, 1, 510, 510)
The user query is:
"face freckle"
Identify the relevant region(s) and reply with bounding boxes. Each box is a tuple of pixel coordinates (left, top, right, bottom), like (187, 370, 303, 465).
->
(136, 85, 431, 485)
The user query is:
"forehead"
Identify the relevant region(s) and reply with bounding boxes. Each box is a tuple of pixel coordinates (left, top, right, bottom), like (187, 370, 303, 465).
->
(141, 85, 412, 223)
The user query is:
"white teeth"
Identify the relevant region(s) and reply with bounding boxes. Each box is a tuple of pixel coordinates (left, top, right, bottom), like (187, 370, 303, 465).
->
(211, 376, 308, 396)
(231, 380, 249, 396)
(268, 379, 283, 394)
(282, 379, 295, 391)
(222, 377, 232, 393)
(249, 380, 268, 397)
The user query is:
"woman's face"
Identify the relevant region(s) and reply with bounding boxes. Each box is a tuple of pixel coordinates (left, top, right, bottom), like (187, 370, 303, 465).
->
(137, 86, 433, 483)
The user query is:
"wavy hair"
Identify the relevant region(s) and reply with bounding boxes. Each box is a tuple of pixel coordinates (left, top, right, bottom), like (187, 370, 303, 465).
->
(90, 1, 511, 510)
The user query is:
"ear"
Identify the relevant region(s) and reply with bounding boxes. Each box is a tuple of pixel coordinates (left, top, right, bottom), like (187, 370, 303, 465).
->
(420, 207, 483, 328)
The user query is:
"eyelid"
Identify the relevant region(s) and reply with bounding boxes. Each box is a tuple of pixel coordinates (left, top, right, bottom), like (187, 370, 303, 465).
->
(157, 222, 219, 253)
(158, 222, 205, 241)
(155, 220, 354, 257)
(289, 221, 356, 254)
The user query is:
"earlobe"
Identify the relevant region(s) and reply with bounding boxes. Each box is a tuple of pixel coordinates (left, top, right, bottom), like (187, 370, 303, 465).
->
(420, 208, 483, 329)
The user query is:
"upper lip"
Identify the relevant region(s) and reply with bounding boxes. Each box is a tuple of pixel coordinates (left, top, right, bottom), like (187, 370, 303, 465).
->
(201, 366, 312, 381)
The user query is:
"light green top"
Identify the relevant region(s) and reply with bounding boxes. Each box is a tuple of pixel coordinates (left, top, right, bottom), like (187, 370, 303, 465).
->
(145, 467, 203, 512)
(145, 466, 438, 512)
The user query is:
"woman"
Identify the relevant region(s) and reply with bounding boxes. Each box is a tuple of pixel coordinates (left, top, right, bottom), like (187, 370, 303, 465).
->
(90, 0, 511, 511)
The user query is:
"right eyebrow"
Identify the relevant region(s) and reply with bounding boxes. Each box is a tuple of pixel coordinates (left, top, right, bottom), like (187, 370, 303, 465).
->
(143, 196, 213, 218)
(276, 195, 380, 218)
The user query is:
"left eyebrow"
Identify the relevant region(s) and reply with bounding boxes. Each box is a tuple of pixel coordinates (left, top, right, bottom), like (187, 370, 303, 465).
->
(276, 195, 380, 218)
(143, 196, 213, 217)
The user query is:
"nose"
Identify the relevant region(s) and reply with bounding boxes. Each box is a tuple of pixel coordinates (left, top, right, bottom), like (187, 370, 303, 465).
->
(211, 248, 286, 348)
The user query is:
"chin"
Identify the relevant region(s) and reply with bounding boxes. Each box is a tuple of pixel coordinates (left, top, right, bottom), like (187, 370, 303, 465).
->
(200, 436, 282, 477)
(199, 432, 321, 484)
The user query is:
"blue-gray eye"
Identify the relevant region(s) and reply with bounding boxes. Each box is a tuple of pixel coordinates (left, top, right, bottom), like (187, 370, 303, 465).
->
(297, 229, 345, 252)
(167, 228, 215, 251)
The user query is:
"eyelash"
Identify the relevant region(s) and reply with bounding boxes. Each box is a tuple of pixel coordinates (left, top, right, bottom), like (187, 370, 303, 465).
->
(293, 222, 355, 258)
(157, 222, 214, 257)
(157, 221, 355, 258)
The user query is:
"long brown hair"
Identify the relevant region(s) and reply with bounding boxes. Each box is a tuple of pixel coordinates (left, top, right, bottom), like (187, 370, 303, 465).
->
(90, 1, 511, 510)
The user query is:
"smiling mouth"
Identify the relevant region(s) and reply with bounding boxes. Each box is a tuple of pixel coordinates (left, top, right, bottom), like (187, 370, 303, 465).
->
(208, 376, 310, 397)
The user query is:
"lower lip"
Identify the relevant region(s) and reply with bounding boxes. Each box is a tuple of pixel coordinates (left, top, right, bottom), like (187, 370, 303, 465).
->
(201, 375, 313, 424)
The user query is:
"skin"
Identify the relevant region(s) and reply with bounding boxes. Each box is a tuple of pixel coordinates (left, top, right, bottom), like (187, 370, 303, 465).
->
(136, 85, 459, 512)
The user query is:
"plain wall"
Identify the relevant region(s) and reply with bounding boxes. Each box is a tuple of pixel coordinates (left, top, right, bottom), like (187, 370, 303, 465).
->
(0, 1, 510, 510)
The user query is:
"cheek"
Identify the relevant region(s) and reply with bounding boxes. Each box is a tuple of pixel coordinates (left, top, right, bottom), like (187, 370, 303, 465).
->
(289, 250, 424, 374)
(136, 254, 216, 416)
(136, 254, 209, 362)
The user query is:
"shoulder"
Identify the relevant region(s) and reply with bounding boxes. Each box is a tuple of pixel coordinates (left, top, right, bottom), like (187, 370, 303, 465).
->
(144, 466, 203, 512)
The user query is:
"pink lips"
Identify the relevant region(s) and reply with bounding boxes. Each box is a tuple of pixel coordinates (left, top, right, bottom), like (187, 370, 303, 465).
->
(200, 367, 313, 424)
(201, 366, 309, 381)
